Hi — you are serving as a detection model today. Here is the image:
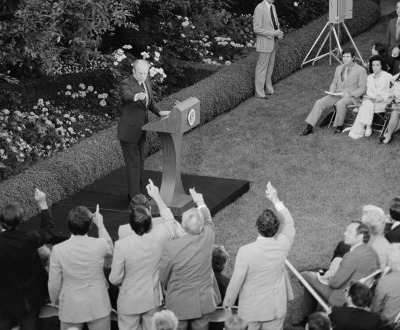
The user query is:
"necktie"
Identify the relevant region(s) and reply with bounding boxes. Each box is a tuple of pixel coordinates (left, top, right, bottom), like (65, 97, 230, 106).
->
(343, 67, 349, 83)
(270, 5, 278, 30)
(140, 82, 149, 107)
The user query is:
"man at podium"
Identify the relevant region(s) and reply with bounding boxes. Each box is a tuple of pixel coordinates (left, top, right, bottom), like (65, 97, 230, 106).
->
(117, 60, 170, 199)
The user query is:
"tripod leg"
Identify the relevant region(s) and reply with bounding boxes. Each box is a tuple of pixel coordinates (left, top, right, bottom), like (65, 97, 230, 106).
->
(301, 21, 330, 67)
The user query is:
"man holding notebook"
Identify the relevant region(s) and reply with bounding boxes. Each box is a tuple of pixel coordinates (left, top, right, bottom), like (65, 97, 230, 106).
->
(301, 47, 367, 136)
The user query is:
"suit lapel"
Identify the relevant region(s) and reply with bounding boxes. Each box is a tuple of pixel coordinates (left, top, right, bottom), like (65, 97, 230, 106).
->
(130, 75, 147, 109)
(262, 2, 274, 27)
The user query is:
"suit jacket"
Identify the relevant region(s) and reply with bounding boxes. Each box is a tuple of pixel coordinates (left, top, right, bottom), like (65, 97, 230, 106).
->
(117, 75, 161, 143)
(329, 63, 367, 98)
(330, 306, 381, 330)
(327, 244, 379, 306)
(48, 229, 113, 323)
(0, 209, 54, 318)
(385, 223, 400, 243)
(223, 203, 295, 322)
(385, 17, 400, 52)
(371, 271, 400, 325)
(109, 217, 181, 315)
(253, 1, 279, 53)
(159, 206, 218, 320)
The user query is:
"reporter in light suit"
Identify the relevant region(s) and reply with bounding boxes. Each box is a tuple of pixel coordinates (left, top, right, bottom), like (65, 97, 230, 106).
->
(223, 183, 295, 330)
(253, 0, 283, 98)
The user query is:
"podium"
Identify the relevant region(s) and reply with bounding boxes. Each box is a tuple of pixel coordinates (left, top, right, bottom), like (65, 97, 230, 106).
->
(142, 97, 200, 216)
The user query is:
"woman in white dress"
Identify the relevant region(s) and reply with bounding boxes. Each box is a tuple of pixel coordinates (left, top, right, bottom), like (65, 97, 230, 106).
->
(380, 72, 400, 144)
(348, 55, 392, 139)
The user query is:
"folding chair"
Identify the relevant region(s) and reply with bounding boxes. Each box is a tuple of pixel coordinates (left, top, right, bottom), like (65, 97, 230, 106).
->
(358, 269, 382, 289)
(394, 310, 400, 329)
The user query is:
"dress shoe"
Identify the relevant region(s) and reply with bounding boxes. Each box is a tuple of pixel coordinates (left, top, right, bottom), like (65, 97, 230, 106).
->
(334, 126, 344, 134)
(301, 126, 313, 136)
(380, 135, 393, 144)
(364, 128, 372, 137)
(291, 317, 308, 328)
(266, 86, 275, 95)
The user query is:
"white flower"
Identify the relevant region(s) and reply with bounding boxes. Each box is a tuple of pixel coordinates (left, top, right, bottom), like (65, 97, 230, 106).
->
(294, 2, 298, 6)
(100, 100, 106, 107)
(176, 15, 182, 19)
(181, 34, 186, 38)
(68, 127, 74, 132)
(70, 117, 76, 123)
(219, 56, 223, 61)
(79, 83, 86, 89)
(149, 67, 157, 77)
(141, 51, 150, 59)
(2, 109, 10, 115)
(122, 44, 132, 49)
(114, 61, 119, 66)
(87, 86, 94, 92)
(38, 99, 44, 106)
(66, 85, 72, 90)
(225, 61, 232, 66)
(64, 114, 70, 118)
(79, 91, 86, 97)
(182, 21, 189, 28)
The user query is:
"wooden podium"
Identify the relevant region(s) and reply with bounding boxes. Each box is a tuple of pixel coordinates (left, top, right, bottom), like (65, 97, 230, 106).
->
(142, 97, 200, 216)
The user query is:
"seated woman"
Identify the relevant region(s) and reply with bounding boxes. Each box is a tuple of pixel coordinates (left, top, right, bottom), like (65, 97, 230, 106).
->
(348, 55, 392, 139)
(380, 73, 400, 144)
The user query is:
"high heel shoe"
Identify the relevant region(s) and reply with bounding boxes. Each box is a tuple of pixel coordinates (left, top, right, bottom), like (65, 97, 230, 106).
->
(380, 136, 393, 144)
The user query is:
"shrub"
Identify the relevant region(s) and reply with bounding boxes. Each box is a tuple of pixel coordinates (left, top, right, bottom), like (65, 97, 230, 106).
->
(0, 0, 380, 218)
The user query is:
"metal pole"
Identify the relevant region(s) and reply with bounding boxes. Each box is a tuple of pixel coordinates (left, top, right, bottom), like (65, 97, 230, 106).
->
(285, 259, 331, 313)
(301, 21, 331, 68)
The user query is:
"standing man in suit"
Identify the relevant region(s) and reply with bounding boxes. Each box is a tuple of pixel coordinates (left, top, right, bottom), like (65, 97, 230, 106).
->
(253, 0, 283, 98)
(0, 189, 54, 330)
(293, 221, 379, 327)
(118, 59, 170, 199)
(385, 1, 400, 74)
(109, 180, 183, 330)
(159, 188, 219, 330)
(223, 183, 295, 330)
(300, 47, 367, 136)
(48, 206, 113, 330)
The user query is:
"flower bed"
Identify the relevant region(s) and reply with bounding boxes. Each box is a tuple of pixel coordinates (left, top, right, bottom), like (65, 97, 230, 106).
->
(0, 0, 380, 218)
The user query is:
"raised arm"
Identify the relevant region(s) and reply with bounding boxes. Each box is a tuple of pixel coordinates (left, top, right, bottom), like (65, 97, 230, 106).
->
(189, 188, 213, 230)
(92, 205, 113, 256)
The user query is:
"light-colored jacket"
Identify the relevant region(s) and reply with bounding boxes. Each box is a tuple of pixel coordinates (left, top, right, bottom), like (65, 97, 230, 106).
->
(223, 202, 295, 322)
(48, 229, 113, 323)
(253, 1, 279, 52)
(109, 213, 183, 315)
(329, 62, 367, 98)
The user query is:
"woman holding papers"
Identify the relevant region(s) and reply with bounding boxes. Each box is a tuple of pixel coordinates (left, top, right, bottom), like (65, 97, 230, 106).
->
(348, 55, 392, 139)
(380, 72, 400, 144)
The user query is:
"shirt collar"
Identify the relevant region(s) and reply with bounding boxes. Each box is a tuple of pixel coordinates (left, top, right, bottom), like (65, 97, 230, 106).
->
(345, 61, 355, 70)
(350, 242, 363, 252)
(71, 234, 89, 239)
(392, 221, 400, 230)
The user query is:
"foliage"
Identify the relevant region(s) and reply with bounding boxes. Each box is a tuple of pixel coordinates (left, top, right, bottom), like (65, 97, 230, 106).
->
(0, 0, 137, 77)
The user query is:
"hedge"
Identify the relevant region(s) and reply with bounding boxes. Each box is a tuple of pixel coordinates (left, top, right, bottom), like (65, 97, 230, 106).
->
(0, 0, 380, 219)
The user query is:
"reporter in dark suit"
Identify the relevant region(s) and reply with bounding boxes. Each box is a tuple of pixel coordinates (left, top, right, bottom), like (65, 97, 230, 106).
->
(385, 2, 400, 74)
(117, 60, 170, 198)
(0, 189, 54, 330)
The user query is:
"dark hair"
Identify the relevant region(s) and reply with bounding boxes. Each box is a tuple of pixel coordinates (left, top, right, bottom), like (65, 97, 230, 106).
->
(389, 196, 400, 221)
(373, 43, 386, 57)
(307, 312, 331, 330)
(67, 206, 93, 235)
(212, 245, 229, 272)
(368, 55, 389, 74)
(130, 194, 150, 212)
(0, 204, 24, 230)
(129, 206, 152, 236)
(342, 47, 355, 59)
(351, 221, 371, 244)
(256, 209, 280, 237)
(348, 282, 373, 308)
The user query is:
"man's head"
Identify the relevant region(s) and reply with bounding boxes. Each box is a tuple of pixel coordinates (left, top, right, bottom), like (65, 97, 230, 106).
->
(389, 196, 400, 222)
(256, 209, 280, 237)
(152, 310, 179, 330)
(388, 243, 400, 271)
(130, 194, 150, 213)
(343, 221, 370, 246)
(129, 206, 152, 236)
(181, 208, 204, 235)
(0, 204, 24, 231)
(224, 314, 248, 330)
(341, 47, 355, 65)
(361, 204, 386, 236)
(67, 206, 93, 236)
(132, 59, 150, 83)
(305, 312, 332, 330)
(346, 282, 373, 308)
(212, 245, 229, 273)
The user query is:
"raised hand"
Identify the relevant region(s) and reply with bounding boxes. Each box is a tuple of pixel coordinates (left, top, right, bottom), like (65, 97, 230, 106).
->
(146, 179, 160, 199)
(34, 188, 46, 204)
(92, 204, 104, 228)
(265, 182, 280, 204)
(189, 188, 204, 204)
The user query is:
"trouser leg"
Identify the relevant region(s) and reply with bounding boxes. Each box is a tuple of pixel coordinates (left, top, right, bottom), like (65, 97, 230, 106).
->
(333, 97, 354, 127)
(255, 52, 272, 98)
(306, 95, 339, 127)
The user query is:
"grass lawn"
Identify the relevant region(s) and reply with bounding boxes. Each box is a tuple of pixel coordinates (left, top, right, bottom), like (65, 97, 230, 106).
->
(146, 15, 400, 329)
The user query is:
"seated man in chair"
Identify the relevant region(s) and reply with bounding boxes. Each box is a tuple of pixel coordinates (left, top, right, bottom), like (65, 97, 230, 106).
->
(301, 47, 367, 136)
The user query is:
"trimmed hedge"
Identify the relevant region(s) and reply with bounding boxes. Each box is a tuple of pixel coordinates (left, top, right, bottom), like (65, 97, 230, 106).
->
(0, 0, 380, 219)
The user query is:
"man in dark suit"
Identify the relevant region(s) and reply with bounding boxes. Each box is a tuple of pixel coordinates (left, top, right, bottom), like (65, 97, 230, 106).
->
(385, 196, 400, 243)
(0, 189, 55, 330)
(159, 188, 219, 330)
(385, 1, 400, 74)
(293, 221, 379, 326)
(117, 59, 170, 198)
(300, 47, 367, 135)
